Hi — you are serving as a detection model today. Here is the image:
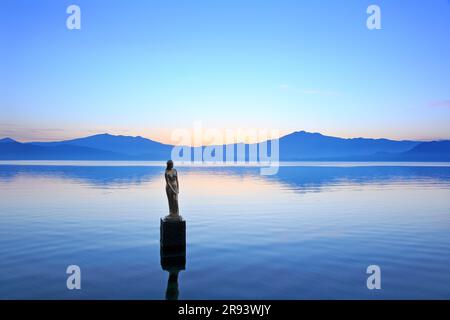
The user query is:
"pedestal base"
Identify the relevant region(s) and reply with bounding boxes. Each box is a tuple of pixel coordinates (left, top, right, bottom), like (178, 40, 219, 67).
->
(160, 218, 186, 249)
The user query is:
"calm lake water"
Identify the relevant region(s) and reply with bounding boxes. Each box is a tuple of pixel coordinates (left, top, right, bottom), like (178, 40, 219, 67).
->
(0, 162, 449, 299)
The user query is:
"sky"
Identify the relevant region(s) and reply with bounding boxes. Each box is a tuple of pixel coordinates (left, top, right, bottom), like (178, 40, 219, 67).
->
(1, 0, 450, 144)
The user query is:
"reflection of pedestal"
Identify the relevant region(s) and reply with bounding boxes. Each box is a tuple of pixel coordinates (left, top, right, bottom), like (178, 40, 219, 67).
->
(160, 218, 186, 300)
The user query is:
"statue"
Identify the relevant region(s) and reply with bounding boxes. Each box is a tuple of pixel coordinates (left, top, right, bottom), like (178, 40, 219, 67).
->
(164, 160, 182, 221)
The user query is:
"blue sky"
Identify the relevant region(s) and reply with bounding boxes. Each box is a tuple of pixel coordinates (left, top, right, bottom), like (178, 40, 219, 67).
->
(1, 0, 450, 143)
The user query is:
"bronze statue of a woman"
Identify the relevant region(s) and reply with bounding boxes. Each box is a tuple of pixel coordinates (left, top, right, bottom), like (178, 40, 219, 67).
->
(164, 160, 181, 221)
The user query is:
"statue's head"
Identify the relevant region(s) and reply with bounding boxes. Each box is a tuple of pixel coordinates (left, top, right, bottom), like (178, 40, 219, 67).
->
(166, 160, 174, 170)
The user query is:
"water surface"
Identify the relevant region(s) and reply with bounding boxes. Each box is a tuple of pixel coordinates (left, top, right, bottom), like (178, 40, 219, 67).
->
(0, 163, 449, 299)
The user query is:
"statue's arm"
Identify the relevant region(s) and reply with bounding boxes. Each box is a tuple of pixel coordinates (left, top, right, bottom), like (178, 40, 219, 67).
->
(175, 170, 179, 193)
(165, 171, 178, 194)
(164, 172, 169, 186)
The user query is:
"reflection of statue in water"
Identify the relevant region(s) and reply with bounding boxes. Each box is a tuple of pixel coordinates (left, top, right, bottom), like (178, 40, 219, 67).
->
(161, 245, 186, 300)
(165, 270, 180, 300)
(165, 160, 181, 221)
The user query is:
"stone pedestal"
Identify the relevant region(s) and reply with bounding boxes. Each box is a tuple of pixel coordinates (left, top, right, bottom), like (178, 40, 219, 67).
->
(160, 218, 186, 249)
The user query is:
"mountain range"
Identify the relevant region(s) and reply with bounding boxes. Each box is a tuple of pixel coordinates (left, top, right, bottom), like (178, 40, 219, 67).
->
(1, 131, 450, 161)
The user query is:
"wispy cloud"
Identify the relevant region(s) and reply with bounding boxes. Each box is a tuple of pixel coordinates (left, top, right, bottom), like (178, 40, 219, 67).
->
(429, 100, 450, 108)
(0, 126, 67, 142)
(0, 123, 151, 142)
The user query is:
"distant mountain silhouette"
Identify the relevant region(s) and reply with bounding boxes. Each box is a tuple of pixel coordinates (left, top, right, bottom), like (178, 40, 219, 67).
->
(278, 131, 419, 160)
(0, 138, 127, 160)
(0, 138, 17, 143)
(0, 131, 449, 161)
(30, 133, 173, 158)
(400, 141, 450, 161)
